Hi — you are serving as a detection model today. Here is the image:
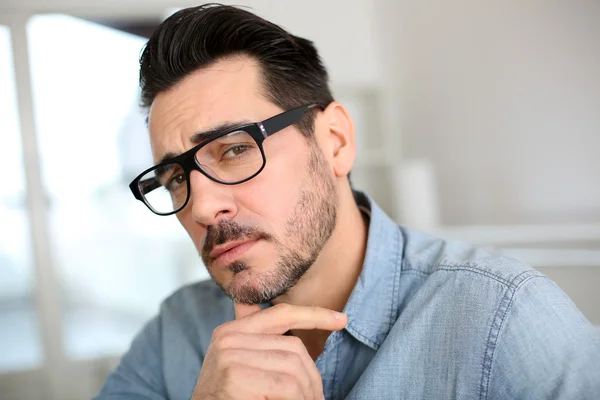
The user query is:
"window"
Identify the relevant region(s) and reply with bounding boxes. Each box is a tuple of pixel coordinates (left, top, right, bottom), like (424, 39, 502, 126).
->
(27, 15, 206, 360)
(0, 25, 42, 373)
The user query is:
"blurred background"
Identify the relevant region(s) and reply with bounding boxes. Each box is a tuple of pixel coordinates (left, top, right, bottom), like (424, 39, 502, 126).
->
(0, 0, 598, 399)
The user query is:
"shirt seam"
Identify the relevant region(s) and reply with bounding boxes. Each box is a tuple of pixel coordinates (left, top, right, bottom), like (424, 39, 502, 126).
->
(479, 271, 544, 400)
(390, 226, 402, 335)
(400, 268, 430, 278)
(404, 263, 520, 287)
(332, 336, 341, 399)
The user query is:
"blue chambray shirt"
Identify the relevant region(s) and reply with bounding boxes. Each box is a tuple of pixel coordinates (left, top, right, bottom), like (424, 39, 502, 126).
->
(97, 191, 600, 399)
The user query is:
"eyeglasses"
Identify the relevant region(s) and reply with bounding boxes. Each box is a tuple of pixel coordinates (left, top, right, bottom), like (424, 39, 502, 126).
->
(129, 104, 323, 216)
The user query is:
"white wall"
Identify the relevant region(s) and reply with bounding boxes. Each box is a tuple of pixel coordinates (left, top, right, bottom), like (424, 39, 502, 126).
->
(0, 0, 383, 87)
(376, 0, 600, 225)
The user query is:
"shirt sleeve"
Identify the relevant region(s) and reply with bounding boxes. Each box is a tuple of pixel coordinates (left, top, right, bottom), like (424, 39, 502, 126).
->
(487, 275, 600, 399)
(93, 315, 167, 400)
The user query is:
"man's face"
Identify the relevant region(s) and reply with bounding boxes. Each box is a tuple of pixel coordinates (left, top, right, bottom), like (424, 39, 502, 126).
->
(148, 57, 338, 304)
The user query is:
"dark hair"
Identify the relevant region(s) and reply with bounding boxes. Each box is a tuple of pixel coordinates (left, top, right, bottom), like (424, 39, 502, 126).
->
(139, 3, 334, 136)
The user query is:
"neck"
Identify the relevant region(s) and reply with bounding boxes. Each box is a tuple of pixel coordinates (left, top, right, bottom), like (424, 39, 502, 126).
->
(272, 187, 369, 359)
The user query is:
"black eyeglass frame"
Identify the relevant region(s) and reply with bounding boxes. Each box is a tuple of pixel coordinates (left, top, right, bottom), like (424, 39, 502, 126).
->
(129, 103, 324, 216)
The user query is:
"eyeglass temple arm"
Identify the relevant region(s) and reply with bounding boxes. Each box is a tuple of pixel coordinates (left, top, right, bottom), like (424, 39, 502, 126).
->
(261, 104, 323, 137)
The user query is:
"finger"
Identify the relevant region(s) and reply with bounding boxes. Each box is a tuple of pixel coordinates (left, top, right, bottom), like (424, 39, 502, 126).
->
(218, 350, 312, 400)
(221, 366, 307, 400)
(211, 332, 323, 395)
(234, 302, 261, 320)
(222, 303, 347, 335)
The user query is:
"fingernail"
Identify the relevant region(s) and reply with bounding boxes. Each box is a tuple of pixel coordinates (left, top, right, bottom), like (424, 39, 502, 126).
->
(333, 311, 346, 320)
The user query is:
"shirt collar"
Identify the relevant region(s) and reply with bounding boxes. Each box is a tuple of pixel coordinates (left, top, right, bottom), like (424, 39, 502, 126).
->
(342, 190, 403, 350)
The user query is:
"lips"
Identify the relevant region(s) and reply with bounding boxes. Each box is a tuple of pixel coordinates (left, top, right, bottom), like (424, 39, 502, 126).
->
(209, 239, 259, 265)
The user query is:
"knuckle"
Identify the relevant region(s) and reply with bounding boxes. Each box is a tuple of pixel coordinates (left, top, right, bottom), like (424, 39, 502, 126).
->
(211, 321, 234, 339)
(212, 331, 237, 351)
(286, 335, 305, 351)
(212, 325, 225, 339)
(291, 351, 302, 365)
(270, 349, 288, 361)
(286, 350, 302, 366)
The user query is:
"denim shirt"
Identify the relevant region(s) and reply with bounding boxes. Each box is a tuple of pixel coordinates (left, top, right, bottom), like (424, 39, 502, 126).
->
(97, 192, 600, 399)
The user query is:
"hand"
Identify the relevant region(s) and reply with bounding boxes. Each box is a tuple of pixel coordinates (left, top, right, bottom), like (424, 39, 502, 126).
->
(191, 302, 348, 400)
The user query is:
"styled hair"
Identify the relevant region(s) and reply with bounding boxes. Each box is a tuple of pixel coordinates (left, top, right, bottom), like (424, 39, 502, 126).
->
(139, 3, 334, 135)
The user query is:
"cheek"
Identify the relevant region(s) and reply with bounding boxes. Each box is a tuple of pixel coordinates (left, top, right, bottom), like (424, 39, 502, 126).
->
(177, 211, 206, 250)
(235, 142, 307, 230)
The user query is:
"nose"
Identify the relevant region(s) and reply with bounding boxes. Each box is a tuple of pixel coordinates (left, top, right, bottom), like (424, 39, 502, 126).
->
(188, 170, 238, 227)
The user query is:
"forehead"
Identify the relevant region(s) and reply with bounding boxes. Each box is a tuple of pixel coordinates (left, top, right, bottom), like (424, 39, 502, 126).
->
(147, 56, 277, 163)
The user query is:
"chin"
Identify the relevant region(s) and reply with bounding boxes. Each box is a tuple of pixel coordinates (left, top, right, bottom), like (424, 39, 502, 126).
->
(228, 266, 259, 288)
(224, 265, 285, 304)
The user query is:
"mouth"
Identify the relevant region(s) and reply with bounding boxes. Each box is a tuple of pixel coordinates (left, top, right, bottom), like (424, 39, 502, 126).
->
(210, 239, 259, 267)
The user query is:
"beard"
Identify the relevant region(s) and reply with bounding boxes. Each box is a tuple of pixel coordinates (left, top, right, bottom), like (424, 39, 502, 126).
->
(201, 145, 338, 304)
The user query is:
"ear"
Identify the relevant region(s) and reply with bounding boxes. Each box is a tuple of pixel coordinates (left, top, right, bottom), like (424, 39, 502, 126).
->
(317, 101, 356, 178)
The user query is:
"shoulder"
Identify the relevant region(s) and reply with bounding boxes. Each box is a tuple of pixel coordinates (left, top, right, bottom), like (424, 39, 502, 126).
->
(397, 227, 600, 395)
(398, 226, 541, 288)
(394, 226, 548, 351)
(486, 267, 600, 398)
(393, 227, 600, 397)
(394, 225, 546, 336)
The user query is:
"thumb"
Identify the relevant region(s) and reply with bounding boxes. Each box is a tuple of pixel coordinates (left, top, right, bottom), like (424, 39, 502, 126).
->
(234, 302, 261, 320)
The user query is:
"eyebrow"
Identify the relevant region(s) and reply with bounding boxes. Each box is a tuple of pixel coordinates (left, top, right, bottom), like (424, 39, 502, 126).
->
(154, 163, 176, 181)
(157, 120, 252, 165)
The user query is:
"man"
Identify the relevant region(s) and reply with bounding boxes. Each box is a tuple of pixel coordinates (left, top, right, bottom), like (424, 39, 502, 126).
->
(97, 4, 600, 399)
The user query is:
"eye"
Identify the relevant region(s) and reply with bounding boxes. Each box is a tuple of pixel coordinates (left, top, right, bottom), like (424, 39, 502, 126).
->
(166, 173, 186, 191)
(222, 144, 251, 159)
